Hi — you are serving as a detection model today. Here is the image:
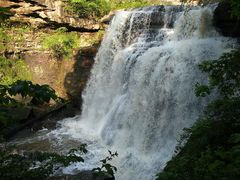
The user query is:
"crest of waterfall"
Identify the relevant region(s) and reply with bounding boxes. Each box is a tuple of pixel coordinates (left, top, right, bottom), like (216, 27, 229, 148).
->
(55, 5, 236, 180)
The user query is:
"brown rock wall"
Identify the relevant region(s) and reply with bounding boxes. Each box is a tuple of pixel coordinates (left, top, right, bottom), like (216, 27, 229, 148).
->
(22, 47, 96, 104)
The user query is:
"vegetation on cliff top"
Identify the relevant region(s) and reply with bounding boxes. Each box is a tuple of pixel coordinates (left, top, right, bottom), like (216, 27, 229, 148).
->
(66, 0, 175, 19)
(41, 27, 80, 59)
(66, 0, 111, 18)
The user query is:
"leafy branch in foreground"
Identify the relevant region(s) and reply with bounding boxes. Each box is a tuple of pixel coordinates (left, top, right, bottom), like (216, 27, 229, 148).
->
(0, 80, 64, 129)
(0, 144, 118, 179)
(0, 80, 63, 106)
(92, 150, 118, 178)
(195, 50, 240, 98)
(0, 144, 88, 179)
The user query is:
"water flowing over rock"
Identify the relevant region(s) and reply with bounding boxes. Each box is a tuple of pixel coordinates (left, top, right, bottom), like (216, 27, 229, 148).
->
(52, 5, 235, 180)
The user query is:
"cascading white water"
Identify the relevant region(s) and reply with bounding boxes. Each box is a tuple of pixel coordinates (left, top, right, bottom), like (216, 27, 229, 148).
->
(52, 5, 236, 180)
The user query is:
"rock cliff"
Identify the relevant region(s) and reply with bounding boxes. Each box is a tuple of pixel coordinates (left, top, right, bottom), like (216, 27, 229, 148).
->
(0, 0, 101, 31)
(0, 0, 104, 107)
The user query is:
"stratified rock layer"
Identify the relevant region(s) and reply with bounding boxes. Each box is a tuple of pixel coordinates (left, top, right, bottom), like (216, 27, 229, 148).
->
(1, 0, 101, 31)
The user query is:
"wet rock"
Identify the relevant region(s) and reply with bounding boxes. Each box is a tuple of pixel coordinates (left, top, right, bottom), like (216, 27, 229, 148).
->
(150, 6, 165, 28)
(100, 11, 117, 24)
(214, 2, 240, 37)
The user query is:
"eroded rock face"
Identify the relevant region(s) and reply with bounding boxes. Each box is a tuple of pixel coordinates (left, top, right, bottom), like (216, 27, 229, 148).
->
(1, 0, 101, 31)
(214, 2, 240, 37)
(22, 47, 97, 103)
(1, 0, 104, 102)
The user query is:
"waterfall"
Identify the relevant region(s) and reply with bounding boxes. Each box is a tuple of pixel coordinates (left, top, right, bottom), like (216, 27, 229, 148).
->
(53, 5, 235, 180)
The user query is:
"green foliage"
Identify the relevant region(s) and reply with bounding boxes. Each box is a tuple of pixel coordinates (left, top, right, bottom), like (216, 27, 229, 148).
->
(0, 144, 118, 179)
(0, 28, 10, 53)
(66, 0, 111, 18)
(9, 80, 57, 105)
(110, 0, 152, 10)
(66, 0, 173, 18)
(110, 0, 174, 10)
(195, 50, 240, 98)
(157, 50, 240, 180)
(228, 0, 240, 17)
(0, 25, 30, 53)
(0, 84, 16, 106)
(0, 7, 12, 22)
(92, 150, 118, 178)
(0, 56, 31, 85)
(0, 144, 88, 179)
(0, 80, 61, 106)
(0, 80, 63, 129)
(41, 28, 79, 59)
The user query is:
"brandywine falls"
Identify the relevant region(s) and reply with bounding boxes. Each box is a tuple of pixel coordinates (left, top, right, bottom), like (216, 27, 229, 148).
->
(10, 4, 237, 180)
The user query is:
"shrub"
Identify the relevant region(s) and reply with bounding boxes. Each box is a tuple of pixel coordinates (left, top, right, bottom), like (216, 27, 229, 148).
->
(0, 144, 88, 179)
(93, 150, 118, 177)
(41, 28, 79, 59)
(0, 28, 10, 53)
(0, 144, 118, 179)
(66, 0, 111, 18)
(111, 0, 151, 10)
(0, 25, 30, 53)
(0, 7, 12, 22)
(110, 0, 174, 10)
(6, 80, 63, 106)
(0, 80, 63, 129)
(0, 56, 31, 85)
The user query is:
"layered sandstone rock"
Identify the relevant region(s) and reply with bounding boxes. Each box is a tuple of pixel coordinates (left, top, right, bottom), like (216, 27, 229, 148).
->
(1, 0, 101, 31)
